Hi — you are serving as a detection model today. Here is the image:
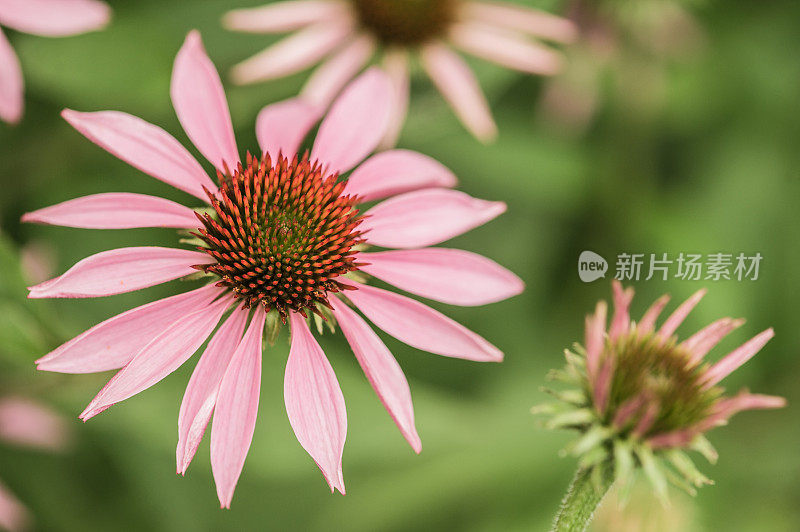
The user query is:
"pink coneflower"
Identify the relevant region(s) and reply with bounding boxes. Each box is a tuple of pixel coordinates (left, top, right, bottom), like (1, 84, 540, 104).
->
(0, 397, 70, 532)
(23, 31, 523, 507)
(0, 0, 111, 124)
(223, 0, 576, 143)
(536, 281, 785, 517)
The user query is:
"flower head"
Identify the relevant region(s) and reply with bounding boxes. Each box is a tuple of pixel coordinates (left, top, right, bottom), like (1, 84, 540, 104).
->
(535, 281, 785, 501)
(0, 0, 111, 124)
(23, 31, 523, 507)
(223, 0, 576, 143)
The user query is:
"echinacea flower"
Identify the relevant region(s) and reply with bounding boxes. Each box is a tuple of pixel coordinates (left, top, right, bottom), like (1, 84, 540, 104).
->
(0, 397, 70, 532)
(23, 31, 523, 507)
(223, 0, 576, 144)
(535, 281, 785, 516)
(0, 0, 111, 124)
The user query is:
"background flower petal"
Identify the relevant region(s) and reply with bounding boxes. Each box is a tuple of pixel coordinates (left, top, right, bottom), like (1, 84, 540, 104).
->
(0, 27, 23, 124)
(0, 0, 110, 37)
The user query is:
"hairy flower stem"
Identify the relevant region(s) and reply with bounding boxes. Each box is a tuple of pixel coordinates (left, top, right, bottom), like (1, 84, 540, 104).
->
(552, 462, 614, 532)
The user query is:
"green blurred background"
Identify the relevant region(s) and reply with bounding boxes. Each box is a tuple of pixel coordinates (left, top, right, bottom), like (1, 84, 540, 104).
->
(1, 0, 798, 530)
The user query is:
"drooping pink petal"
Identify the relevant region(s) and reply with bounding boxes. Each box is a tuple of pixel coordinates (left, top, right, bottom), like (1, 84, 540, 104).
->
(637, 294, 670, 334)
(608, 280, 634, 341)
(681, 318, 745, 365)
(177, 307, 249, 475)
(311, 68, 393, 174)
(699, 392, 786, 431)
(22, 193, 200, 229)
(301, 34, 375, 107)
(0, 480, 28, 532)
(61, 110, 216, 201)
(330, 298, 421, 453)
(0, 397, 69, 451)
(647, 429, 695, 450)
(612, 394, 646, 429)
(172, 31, 239, 171)
(345, 282, 502, 362)
(0, 27, 23, 124)
(256, 98, 321, 159)
(346, 150, 457, 202)
(702, 329, 775, 388)
(631, 399, 660, 438)
(359, 248, 523, 306)
(450, 23, 563, 75)
(657, 289, 707, 340)
(285, 313, 347, 493)
(460, 2, 577, 43)
(230, 21, 352, 85)
(223, 0, 348, 34)
(36, 285, 220, 373)
(584, 301, 607, 380)
(210, 308, 266, 509)
(79, 296, 232, 420)
(0, 0, 110, 37)
(377, 48, 409, 149)
(592, 356, 614, 415)
(420, 42, 497, 143)
(28, 247, 213, 299)
(361, 189, 506, 249)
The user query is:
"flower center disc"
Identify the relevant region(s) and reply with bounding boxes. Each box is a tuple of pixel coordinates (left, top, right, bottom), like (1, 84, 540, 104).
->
(196, 153, 363, 316)
(606, 333, 721, 436)
(350, 0, 458, 46)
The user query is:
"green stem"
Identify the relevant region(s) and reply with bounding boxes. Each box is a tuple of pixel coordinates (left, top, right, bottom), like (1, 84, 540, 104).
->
(551, 462, 614, 532)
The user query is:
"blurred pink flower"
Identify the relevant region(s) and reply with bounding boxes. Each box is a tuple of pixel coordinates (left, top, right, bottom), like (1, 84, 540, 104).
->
(223, 0, 576, 143)
(0, 397, 70, 532)
(0, 0, 111, 124)
(23, 31, 523, 507)
(536, 280, 785, 499)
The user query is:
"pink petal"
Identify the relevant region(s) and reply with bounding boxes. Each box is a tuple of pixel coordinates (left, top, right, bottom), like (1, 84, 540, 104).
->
(177, 307, 249, 475)
(285, 313, 347, 493)
(28, 247, 213, 299)
(0, 0, 110, 37)
(359, 248, 523, 306)
(657, 289, 707, 340)
(681, 318, 745, 365)
(361, 189, 506, 249)
(0, 480, 28, 532)
(223, 0, 348, 34)
(450, 22, 563, 75)
(22, 193, 200, 229)
(592, 357, 613, 415)
(61, 110, 215, 201)
(637, 294, 670, 334)
(707, 392, 786, 424)
(256, 98, 321, 160)
(172, 31, 239, 171)
(0, 397, 69, 452)
(608, 280, 634, 341)
(584, 301, 607, 380)
(311, 68, 394, 174)
(703, 329, 775, 388)
(345, 282, 502, 362)
(420, 42, 497, 143)
(36, 285, 221, 373)
(461, 2, 577, 43)
(346, 149, 457, 202)
(79, 296, 232, 420)
(330, 297, 421, 453)
(301, 34, 375, 107)
(210, 308, 266, 509)
(0, 27, 23, 124)
(378, 48, 409, 149)
(230, 21, 352, 85)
